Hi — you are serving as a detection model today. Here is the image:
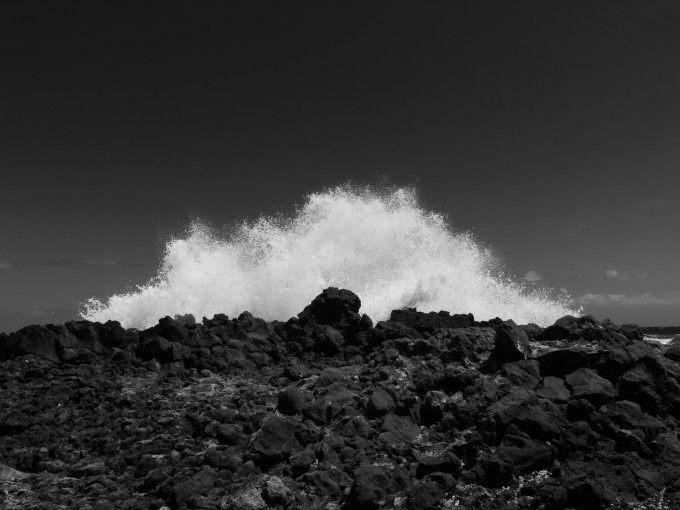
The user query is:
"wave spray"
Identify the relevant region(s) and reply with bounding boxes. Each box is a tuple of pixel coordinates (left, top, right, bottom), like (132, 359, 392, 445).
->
(81, 185, 580, 329)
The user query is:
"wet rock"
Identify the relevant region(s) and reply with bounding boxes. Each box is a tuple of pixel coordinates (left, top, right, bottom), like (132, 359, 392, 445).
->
(154, 316, 189, 343)
(298, 287, 362, 332)
(540, 315, 601, 341)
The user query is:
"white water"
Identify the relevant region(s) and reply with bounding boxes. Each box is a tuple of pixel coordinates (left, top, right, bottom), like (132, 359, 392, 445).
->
(81, 185, 580, 329)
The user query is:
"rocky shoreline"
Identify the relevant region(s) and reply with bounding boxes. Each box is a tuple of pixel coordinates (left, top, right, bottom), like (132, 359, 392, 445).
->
(2, 288, 680, 509)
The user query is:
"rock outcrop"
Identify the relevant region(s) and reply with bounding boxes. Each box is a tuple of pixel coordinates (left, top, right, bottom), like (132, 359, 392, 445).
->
(1, 287, 679, 509)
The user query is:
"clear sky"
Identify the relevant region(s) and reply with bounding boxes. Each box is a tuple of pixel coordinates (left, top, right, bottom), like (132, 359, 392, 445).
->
(1, 1, 679, 332)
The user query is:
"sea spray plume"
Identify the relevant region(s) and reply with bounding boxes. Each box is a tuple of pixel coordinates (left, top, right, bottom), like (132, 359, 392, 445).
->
(81, 185, 580, 329)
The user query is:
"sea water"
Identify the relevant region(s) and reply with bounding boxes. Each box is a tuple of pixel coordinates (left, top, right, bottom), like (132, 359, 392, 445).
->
(81, 185, 580, 329)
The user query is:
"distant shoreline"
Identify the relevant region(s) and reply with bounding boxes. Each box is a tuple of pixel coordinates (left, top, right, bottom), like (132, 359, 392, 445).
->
(640, 326, 680, 336)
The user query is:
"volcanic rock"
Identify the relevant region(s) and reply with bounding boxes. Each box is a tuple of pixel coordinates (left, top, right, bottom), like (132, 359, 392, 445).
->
(0, 288, 678, 509)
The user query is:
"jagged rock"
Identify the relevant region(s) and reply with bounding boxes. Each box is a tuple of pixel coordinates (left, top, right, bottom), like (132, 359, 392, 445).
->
(298, 287, 362, 332)
(277, 385, 306, 415)
(485, 320, 529, 371)
(537, 376, 571, 403)
(0, 462, 28, 481)
(365, 387, 396, 418)
(415, 451, 461, 477)
(497, 433, 556, 475)
(135, 336, 189, 363)
(345, 463, 411, 509)
(535, 347, 593, 378)
(501, 360, 540, 389)
(539, 315, 602, 341)
(1, 290, 679, 509)
(172, 466, 218, 504)
(8, 325, 61, 364)
(564, 367, 617, 405)
(378, 414, 421, 445)
(314, 324, 345, 355)
(154, 316, 190, 343)
(389, 308, 474, 334)
(248, 415, 301, 466)
(619, 365, 663, 415)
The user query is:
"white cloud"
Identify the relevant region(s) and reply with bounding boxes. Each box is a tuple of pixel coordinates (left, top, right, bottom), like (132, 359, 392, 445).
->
(632, 271, 654, 279)
(523, 270, 544, 283)
(0, 261, 11, 269)
(575, 292, 680, 307)
(605, 269, 630, 280)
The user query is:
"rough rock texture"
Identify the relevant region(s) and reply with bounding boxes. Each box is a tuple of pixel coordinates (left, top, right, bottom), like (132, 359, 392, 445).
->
(1, 287, 680, 509)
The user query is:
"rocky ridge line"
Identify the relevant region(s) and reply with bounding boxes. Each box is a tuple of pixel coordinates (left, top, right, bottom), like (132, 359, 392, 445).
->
(1, 287, 680, 509)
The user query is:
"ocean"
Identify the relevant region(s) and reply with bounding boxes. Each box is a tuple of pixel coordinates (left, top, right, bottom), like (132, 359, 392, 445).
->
(81, 185, 580, 330)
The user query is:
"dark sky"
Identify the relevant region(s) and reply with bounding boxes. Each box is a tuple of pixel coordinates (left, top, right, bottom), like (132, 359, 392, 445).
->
(2, 1, 680, 332)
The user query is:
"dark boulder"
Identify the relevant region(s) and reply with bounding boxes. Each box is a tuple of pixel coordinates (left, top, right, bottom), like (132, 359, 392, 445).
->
(248, 415, 302, 467)
(535, 347, 592, 378)
(389, 308, 474, 334)
(415, 451, 461, 478)
(314, 324, 345, 355)
(135, 336, 189, 364)
(619, 365, 662, 415)
(298, 287, 362, 332)
(378, 414, 421, 446)
(172, 466, 218, 505)
(8, 325, 61, 364)
(501, 360, 540, 389)
(484, 320, 529, 371)
(564, 368, 617, 405)
(154, 316, 189, 344)
(539, 315, 602, 341)
(344, 463, 410, 510)
(537, 376, 571, 403)
(497, 433, 556, 475)
(277, 386, 306, 416)
(365, 387, 396, 418)
(97, 320, 138, 350)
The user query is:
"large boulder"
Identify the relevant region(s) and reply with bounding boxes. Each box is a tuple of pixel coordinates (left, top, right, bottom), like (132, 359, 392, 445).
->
(564, 368, 617, 405)
(8, 325, 61, 364)
(248, 415, 302, 467)
(484, 320, 529, 371)
(298, 287, 362, 332)
(345, 463, 411, 510)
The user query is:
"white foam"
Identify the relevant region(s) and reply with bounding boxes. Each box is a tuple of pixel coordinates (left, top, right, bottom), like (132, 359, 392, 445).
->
(81, 185, 581, 329)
